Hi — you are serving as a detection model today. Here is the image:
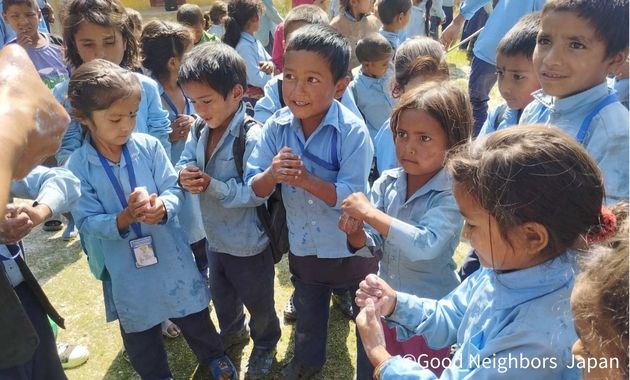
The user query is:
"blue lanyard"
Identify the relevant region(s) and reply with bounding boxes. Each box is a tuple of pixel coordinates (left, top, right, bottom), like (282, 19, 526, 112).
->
(95, 144, 142, 237)
(161, 86, 190, 117)
(293, 130, 339, 171)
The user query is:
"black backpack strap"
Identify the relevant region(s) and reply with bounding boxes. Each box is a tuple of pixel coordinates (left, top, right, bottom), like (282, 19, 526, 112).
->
(232, 115, 260, 179)
(278, 78, 285, 108)
(48, 34, 63, 47)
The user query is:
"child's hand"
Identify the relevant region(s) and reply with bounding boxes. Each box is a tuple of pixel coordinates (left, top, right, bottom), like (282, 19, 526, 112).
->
(0, 205, 33, 243)
(341, 192, 374, 221)
(259, 61, 275, 75)
(179, 166, 211, 194)
(170, 114, 194, 142)
(356, 297, 392, 368)
(125, 188, 151, 222)
(338, 213, 363, 234)
(356, 274, 397, 317)
(16, 33, 36, 48)
(140, 194, 166, 225)
(17, 203, 52, 228)
(269, 147, 303, 184)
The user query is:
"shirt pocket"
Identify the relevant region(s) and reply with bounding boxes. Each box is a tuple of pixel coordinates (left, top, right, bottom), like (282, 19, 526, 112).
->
(211, 157, 239, 182)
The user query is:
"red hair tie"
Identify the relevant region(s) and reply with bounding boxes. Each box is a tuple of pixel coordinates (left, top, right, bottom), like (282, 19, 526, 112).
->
(586, 206, 618, 245)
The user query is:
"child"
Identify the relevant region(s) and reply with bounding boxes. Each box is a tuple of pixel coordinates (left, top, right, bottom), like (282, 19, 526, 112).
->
(3, 0, 68, 89)
(372, 36, 448, 174)
(125, 7, 142, 43)
(66, 59, 237, 380)
(572, 220, 628, 380)
(404, 0, 434, 39)
(207, 1, 228, 40)
(245, 24, 376, 379)
(54, 0, 171, 166)
(348, 33, 394, 141)
(177, 42, 281, 379)
(177, 4, 220, 46)
(376, 0, 411, 50)
(255, 0, 283, 52)
(223, 0, 275, 104)
(330, 0, 382, 72)
(339, 81, 471, 376)
(478, 12, 540, 135)
(356, 125, 607, 378)
(520, 0, 629, 204)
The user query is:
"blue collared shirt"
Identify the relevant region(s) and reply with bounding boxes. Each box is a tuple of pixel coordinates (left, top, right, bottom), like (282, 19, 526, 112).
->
(374, 119, 398, 174)
(478, 102, 521, 136)
(355, 168, 461, 299)
(459, 0, 545, 66)
(381, 256, 580, 379)
(254, 74, 363, 123)
(379, 28, 406, 50)
(54, 73, 172, 165)
(246, 100, 374, 258)
(254, 0, 283, 47)
(236, 32, 273, 89)
(208, 24, 225, 40)
(1, 166, 81, 287)
(520, 82, 629, 204)
(348, 70, 396, 142)
(614, 78, 629, 109)
(176, 103, 269, 256)
(67, 133, 208, 333)
(155, 81, 196, 164)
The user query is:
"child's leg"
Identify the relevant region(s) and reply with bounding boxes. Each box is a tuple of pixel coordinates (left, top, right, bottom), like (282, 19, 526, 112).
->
(119, 323, 172, 379)
(170, 307, 226, 366)
(468, 56, 497, 136)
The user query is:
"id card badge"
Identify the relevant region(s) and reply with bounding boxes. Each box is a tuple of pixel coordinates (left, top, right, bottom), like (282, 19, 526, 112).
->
(129, 236, 158, 268)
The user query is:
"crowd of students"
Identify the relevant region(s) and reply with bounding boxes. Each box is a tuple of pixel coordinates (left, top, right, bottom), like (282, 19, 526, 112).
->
(0, 0, 628, 379)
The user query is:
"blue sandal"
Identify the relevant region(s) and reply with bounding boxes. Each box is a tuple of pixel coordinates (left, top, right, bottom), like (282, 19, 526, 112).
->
(209, 355, 237, 380)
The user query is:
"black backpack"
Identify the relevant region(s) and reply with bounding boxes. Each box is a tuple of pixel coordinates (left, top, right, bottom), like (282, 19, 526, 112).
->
(192, 114, 289, 263)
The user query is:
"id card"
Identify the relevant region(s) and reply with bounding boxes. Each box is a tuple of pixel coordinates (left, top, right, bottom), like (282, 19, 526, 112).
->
(129, 236, 158, 268)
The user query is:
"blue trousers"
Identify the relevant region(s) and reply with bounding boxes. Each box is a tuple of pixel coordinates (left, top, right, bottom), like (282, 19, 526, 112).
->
(0, 283, 66, 380)
(207, 247, 280, 350)
(469, 56, 497, 136)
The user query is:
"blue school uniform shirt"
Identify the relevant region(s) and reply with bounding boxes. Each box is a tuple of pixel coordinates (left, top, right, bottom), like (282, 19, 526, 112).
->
(236, 32, 273, 89)
(354, 168, 461, 299)
(379, 28, 406, 51)
(1, 166, 80, 287)
(520, 82, 629, 204)
(374, 119, 398, 174)
(614, 78, 629, 109)
(246, 100, 374, 258)
(155, 81, 195, 164)
(380, 256, 579, 379)
(208, 24, 225, 40)
(478, 102, 520, 136)
(255, 0, 283, 47)
(253, 74, 363, 123)
(54, 73, 172, 165)
(177, 103, 269, 256)
(347, 70, 396, 143)
(459, 0, 545, 66)
(67, 133, 209, 333)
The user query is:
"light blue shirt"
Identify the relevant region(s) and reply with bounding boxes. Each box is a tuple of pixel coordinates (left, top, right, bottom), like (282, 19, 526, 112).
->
(459, 0, 545, 66)
(176, 103, 268, 256)
(54, 73, 172, 165)
(381, 256, 579, 379)
(348, 70, 396, 142)
(236, 32, 273, 89)
(374, 119, 398, 174)
(379, 28, 406, 51)
(355, 168, 461, 299)
(520, 82, 629, 204)
(478, 102, 521, 136)
(155, 82, 195, 164)
(208, 24, 225, 40)
(254, 0, 283, 47)
(254, 74, 363, 123)
(1, 166, 81, 287)
(246, 100, 374, 258)
(405, 4, 429, 38)
(614, 78, 629, 109)
(67, 133, 208, 333)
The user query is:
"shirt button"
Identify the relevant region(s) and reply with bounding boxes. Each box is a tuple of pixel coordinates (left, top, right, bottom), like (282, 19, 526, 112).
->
(308, 199, 314, 205)
(311, 220, 317, 225)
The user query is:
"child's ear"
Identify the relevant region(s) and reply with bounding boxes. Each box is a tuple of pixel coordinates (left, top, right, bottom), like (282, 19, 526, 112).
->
(609, 49, 629, 76)
(167, 57, 177, 71)
(520, 222, 549, 257)
(334, 75, 350, 99)
(231, 84, 244, 101)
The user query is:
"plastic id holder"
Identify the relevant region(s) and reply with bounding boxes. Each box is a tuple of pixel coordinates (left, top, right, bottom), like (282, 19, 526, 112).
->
(129, 235, 158, 268)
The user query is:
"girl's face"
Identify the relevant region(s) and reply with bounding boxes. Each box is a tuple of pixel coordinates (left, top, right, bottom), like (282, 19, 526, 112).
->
(394, 108, 447, 183)
(74, 22, 126, 66)
(453, 182, 549, 271)
(351, 0, 373, 15)
(82, 93, 140, 149)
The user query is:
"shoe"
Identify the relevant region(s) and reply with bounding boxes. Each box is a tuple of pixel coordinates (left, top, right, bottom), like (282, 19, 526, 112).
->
(57, 342, 89, 369)
(161, 319, 181, 339)
(332, 290, 354, 319)
(43, 219, 63, 232)
(62, 223, 78, 241)
(208, 355, 238, 380)
(280, 358, 320, 380)
(221, 325, 250, 351)
(283, 294, 297, 322)
(245, 347, 276, 379)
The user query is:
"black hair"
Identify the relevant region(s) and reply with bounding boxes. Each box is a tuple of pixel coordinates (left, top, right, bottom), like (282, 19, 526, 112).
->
(283, 4, 329, 40)
(176, 4, 203, 26)
(497, 12, 540, 59)
(209, 1, 227, 24)
(222, 0, 262, 48)
(542, 0, 629, 58)
(284, 24, 350, 82)
(178, 42, 247, 99)
(3, 0, 37, 14)
(356, 33, 393, 63)
(141, 20, 193, 81)
(377, 0, 412, 25)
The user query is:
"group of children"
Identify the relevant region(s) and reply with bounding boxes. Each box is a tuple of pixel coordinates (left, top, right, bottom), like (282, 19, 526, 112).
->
(1, 0, 629, 379)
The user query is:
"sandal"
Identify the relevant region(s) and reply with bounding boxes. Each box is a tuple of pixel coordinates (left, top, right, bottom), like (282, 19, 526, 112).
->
(209, 355, 237, 380)
(57, 342, 89, 369)
(161, 319, 181, 339)
(43, 219, 63, 232)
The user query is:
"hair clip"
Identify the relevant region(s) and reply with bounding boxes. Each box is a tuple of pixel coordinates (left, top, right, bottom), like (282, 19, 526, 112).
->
(587, 206, 618, 245)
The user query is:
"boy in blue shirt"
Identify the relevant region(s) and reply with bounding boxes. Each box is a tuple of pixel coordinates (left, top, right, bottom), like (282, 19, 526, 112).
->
(177, 43, 280, 379)
(246, 24, 376, 379)
(520, 0, 629, 204)
(377, 0, 411, 50)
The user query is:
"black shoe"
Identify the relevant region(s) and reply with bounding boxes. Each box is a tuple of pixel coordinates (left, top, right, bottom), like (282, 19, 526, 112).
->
(280, 359, 320, 380)
(246, 347, 276, 379)
(283, 294, 297, 322)
(332, 290, 354, 320)
(221, 325, 250, 351)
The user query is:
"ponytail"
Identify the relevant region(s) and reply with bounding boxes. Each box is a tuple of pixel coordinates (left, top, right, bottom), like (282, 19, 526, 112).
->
(222, 15, 241, 47)
(222, 0, 263, 48)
